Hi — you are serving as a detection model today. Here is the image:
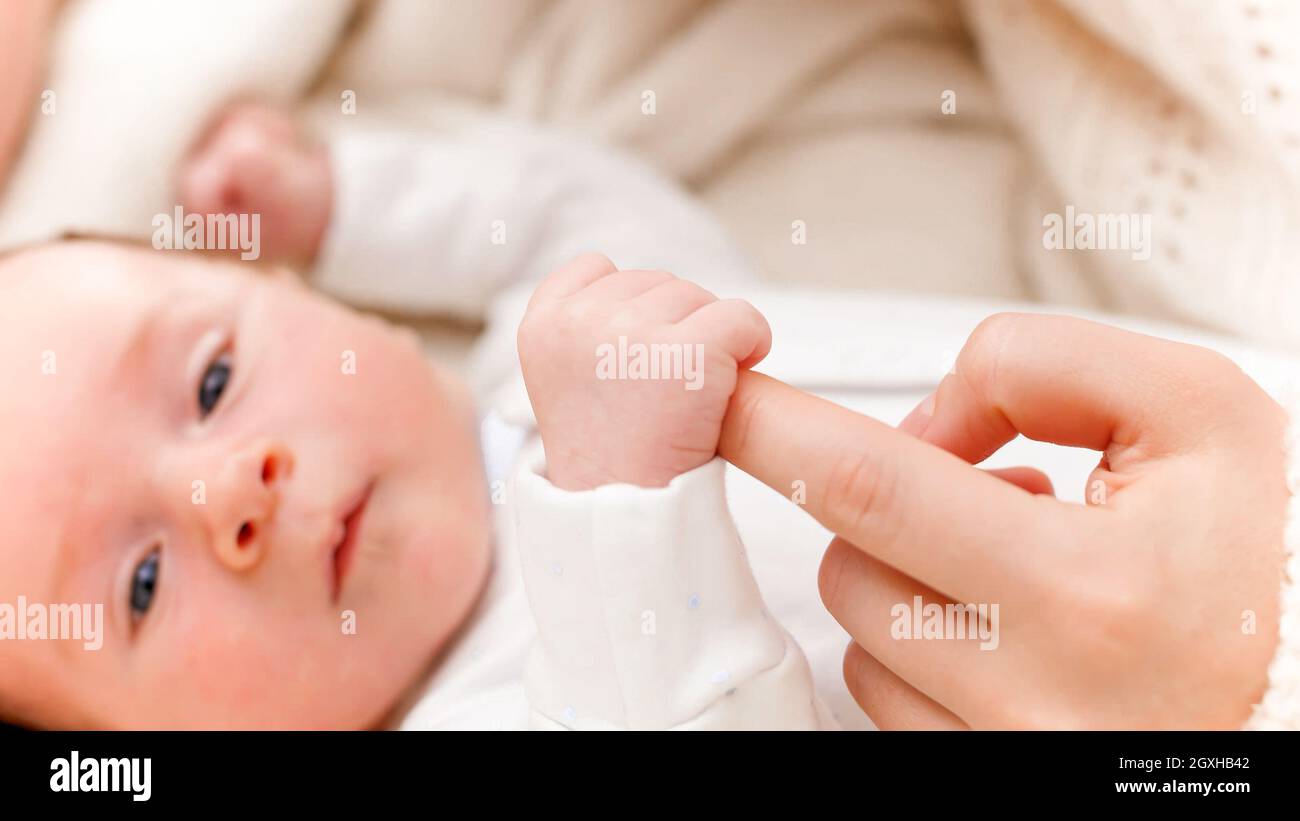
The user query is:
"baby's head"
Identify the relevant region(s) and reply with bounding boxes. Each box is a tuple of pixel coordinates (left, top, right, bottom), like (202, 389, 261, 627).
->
(0, 240, 492, 728)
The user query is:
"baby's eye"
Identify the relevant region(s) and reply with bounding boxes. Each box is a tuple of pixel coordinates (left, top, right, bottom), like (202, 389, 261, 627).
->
(198, 354, 232, 417)
(129, 550, 160, 622)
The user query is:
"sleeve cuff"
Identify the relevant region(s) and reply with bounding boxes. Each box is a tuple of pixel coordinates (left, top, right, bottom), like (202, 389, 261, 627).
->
(309, 130, 529, 318)
(511, 455, 796, 728)
(310, 132, 404, 308)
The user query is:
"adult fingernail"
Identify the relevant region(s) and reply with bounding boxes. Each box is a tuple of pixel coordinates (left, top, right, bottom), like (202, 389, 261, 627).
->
(898, 391, 935, 438)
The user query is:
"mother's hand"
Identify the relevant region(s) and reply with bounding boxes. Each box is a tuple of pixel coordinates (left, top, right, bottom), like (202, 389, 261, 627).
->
(719, 313, 1290, 729)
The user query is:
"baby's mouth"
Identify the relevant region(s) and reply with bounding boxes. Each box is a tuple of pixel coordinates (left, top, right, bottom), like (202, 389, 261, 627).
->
(330, 482, 374, 604)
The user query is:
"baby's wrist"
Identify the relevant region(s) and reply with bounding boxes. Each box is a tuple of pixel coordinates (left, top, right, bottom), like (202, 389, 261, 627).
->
(544, 448, 687, 492)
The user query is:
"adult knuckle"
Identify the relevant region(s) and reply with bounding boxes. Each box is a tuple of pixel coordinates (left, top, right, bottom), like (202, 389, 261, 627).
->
(817, 539, 853, 611)
(1194, 346, 1245, 382)
(1168, 345, 1256, 419)
(722, 379, 769, 457)
(1058, 556, 1153, 664)
(958, 312, 1026, 391)
(824, 448, 901, 549)
(841, 642, 870, 692)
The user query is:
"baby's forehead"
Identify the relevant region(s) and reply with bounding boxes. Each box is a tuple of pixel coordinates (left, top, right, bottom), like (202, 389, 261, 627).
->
(0, 243, 196, 534)
(1, 237, 131, 268)
(0, 242, 241, 344)
(1, 239, 171, 288)
(0, 246, 162, 364)
(5, 236, 266, 284)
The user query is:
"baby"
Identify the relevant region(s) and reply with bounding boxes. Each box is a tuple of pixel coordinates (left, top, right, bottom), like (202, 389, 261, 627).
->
(0, 240, 493, 728)
(0, 106, 843, 729)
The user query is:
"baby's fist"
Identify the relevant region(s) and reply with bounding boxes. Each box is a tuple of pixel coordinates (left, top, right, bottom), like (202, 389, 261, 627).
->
(178, 103, 331, 267)
(518, 254, 771, 490)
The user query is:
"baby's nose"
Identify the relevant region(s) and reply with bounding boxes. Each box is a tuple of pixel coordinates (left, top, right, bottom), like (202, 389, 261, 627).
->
(210, 440, 294, 572)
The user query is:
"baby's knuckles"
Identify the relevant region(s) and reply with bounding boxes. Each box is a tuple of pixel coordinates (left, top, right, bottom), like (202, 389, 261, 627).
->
(520, 271, 744, 489)
(517, 302, 588, 380)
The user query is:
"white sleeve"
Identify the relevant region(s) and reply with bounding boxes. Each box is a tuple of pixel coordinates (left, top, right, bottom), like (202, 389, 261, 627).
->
(511, 455, 830, 730)
(309, 121, 755, 320)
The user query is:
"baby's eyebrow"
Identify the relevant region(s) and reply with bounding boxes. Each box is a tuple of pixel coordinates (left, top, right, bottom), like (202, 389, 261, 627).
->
(110, 301, 165, 384)
(48, 480, 87, 628)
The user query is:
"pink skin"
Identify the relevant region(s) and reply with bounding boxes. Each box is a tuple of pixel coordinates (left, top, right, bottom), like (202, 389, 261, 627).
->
(517, 254, 772, 491)
(178, 103, 332, 269)
(46, 101, 1283, 730)
(0, 1, 58, 191)
(0, 241, 492, 728)
(720, 316, 1289, 729)
(180, 107, 776, 491)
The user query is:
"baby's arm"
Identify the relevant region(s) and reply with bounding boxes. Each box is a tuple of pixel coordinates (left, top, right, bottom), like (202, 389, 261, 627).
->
(512, 255, 830, 729)
(513, 453, 828, 729)
(179, 105, 754, 320)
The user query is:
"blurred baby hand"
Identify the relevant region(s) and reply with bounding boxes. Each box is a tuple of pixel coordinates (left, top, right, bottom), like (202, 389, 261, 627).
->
(178, 103, 331, 267)
(518, 254, 771, 491)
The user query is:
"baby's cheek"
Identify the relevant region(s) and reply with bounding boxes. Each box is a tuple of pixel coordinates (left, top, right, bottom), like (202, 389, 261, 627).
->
(140, 571, 290, 718)
(348, 334, 444, 437)
(170, 608, 274, 700)
(151, 616, 315, 727)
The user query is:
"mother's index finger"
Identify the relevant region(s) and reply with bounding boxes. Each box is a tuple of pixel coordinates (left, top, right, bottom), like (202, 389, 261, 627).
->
(719, 370, 1084, 600)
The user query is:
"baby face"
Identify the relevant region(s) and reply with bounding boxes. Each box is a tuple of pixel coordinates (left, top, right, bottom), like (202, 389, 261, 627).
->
(0, 241, 491, 728)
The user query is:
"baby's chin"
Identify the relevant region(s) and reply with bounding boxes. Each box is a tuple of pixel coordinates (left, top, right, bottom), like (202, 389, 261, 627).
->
(353, 398, 494, 727)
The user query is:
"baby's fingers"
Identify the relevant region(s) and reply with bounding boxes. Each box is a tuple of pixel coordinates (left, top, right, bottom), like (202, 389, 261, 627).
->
(628, 277, 717, 322)
(178, 149, 237, 215)
(527, 253, 618, 307)
(678, 298, 771, 369)
(579, 269, 678, 302)
(180, 109, 282, 211)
